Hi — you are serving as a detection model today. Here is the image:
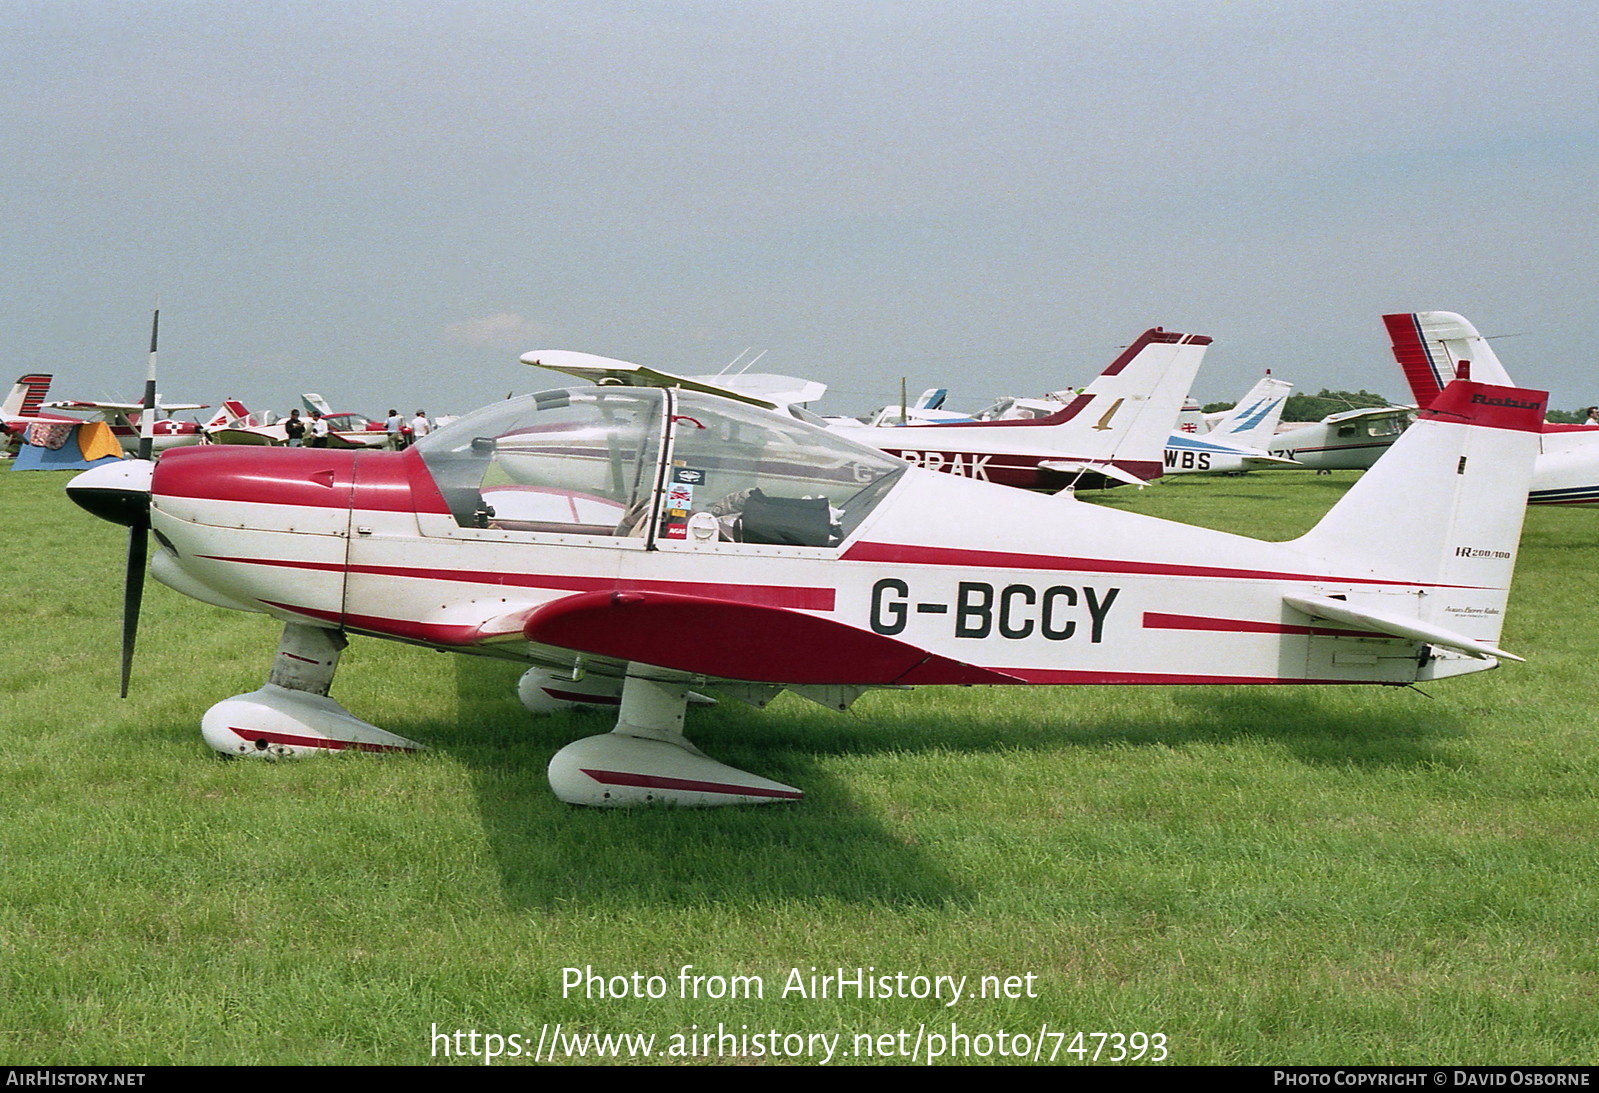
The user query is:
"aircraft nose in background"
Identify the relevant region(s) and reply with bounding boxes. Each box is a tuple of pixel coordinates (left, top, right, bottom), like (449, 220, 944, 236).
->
(66, 459, 153, 527)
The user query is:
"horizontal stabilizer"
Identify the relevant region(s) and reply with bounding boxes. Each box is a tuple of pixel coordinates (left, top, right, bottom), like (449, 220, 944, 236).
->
(1037, 459, 1148, 486)
(523, 590, 1023, 685)
(1283, 593, 1522, 662)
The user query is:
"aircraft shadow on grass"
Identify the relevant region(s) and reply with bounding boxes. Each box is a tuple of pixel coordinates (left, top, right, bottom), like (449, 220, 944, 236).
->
(435, 656, 1466, 912)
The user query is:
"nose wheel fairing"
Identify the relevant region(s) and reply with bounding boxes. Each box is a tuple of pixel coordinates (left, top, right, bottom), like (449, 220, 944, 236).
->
(200, 624, 797, 805)
(201, 623, 425, 758)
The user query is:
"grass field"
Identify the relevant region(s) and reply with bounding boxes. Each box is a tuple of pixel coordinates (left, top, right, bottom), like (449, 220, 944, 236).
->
(2, 466, 1596, 1065)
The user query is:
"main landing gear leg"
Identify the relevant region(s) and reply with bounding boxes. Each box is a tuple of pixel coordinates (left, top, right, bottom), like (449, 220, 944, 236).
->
(546, 666, 802, 807)
(200, 623, 425, 757)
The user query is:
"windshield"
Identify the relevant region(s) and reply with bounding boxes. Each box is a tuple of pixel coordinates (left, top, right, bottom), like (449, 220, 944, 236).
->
(415, 386, 904, 545)
(663, 393, 905, 546)
(416, 388, 665, 535)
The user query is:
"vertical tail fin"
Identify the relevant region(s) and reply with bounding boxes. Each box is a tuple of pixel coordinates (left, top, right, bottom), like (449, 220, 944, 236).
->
(1384, 312, 1516, 409)
(1063, 329, 1211, 470)
(3, 373, 53, 419)
(1207, 375, 1292, 447)
(1292, 379, 1544, 657)
(203, 399, 251, 429)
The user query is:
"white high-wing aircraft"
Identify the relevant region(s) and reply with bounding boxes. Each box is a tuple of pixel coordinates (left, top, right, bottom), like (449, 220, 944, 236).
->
(1386, 311, 1599, 506)
(44, 392, 215, 455)
(529, 327, 1209, 491)
(68, 365, 1543, 808)
(1268, 406, 1416, 471)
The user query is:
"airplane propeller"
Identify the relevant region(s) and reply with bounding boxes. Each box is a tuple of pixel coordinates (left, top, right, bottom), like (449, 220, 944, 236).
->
(120, 306, 160, 696)
(66, 306, 161, 697)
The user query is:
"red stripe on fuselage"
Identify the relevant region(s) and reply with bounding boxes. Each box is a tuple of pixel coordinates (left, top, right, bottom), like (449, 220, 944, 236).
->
(890, 392, 1096, 430)
(1143, 611, 1383, 640)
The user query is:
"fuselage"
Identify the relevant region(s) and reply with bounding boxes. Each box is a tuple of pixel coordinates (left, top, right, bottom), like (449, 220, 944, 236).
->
(138, 386, 1515, 690)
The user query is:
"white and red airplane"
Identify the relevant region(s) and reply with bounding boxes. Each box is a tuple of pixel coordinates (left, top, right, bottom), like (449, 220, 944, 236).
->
(1387, 311, 1599, 506)
(68, 360, 1544, 807)
(298, 393, 395, 448)
(2, 373, 83, 452)
(45, 393, 215, 455)
(528, 327, 1210, 492)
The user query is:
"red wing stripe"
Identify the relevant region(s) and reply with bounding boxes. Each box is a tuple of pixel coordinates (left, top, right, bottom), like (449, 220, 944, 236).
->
(1143, 611, 1384, 640)
(842, 542, 1483, 589)
(210, 556, 834, 611)
(580, 768, 803, 799)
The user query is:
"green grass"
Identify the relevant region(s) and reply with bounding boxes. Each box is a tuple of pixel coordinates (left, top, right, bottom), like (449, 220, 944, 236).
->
(2, 468, 1596, 1065)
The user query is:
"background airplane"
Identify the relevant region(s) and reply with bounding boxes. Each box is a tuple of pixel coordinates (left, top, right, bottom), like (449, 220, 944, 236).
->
(44, 393, 213, 455)
(533, 328, 1207, 491)
(298, 393, 393, 448)
(1268, 404, 1415, 471)
(1387, 310, 1599, 506)
(1161, 374, 1298, 475)
(530, 329, 1208, 491)
(68, 369, 1543, 807)
(2, 373, 84, 453)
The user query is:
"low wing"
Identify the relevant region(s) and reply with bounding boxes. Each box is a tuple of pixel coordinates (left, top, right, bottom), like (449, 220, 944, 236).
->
(520, 589, 1023, 686)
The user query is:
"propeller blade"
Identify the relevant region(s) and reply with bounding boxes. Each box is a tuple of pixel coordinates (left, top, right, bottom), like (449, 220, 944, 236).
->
(123, 300, 159, 695)
(138, 305, 158, 462)
(120, 512, 149, 698)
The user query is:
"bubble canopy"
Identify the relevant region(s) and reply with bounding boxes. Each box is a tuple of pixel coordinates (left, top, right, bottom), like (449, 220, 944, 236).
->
(414, 387, 906, 544)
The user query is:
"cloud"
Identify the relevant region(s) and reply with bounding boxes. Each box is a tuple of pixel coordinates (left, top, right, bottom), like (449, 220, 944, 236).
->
(444, 313, 554, 352)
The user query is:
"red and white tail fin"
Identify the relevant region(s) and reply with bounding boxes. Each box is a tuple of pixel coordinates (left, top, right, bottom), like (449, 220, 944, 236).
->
(1384, 312, 1516, 409)
(896, 328, 1210, 481)
(3, 373, 53, 419)
(1292, 380, 1544, 663)
(204, 399, 251, 429)
(1065, 329, 1212, 469)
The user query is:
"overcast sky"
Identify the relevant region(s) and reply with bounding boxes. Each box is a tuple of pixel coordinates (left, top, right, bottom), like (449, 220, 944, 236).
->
(4, 1, 1597, 420)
